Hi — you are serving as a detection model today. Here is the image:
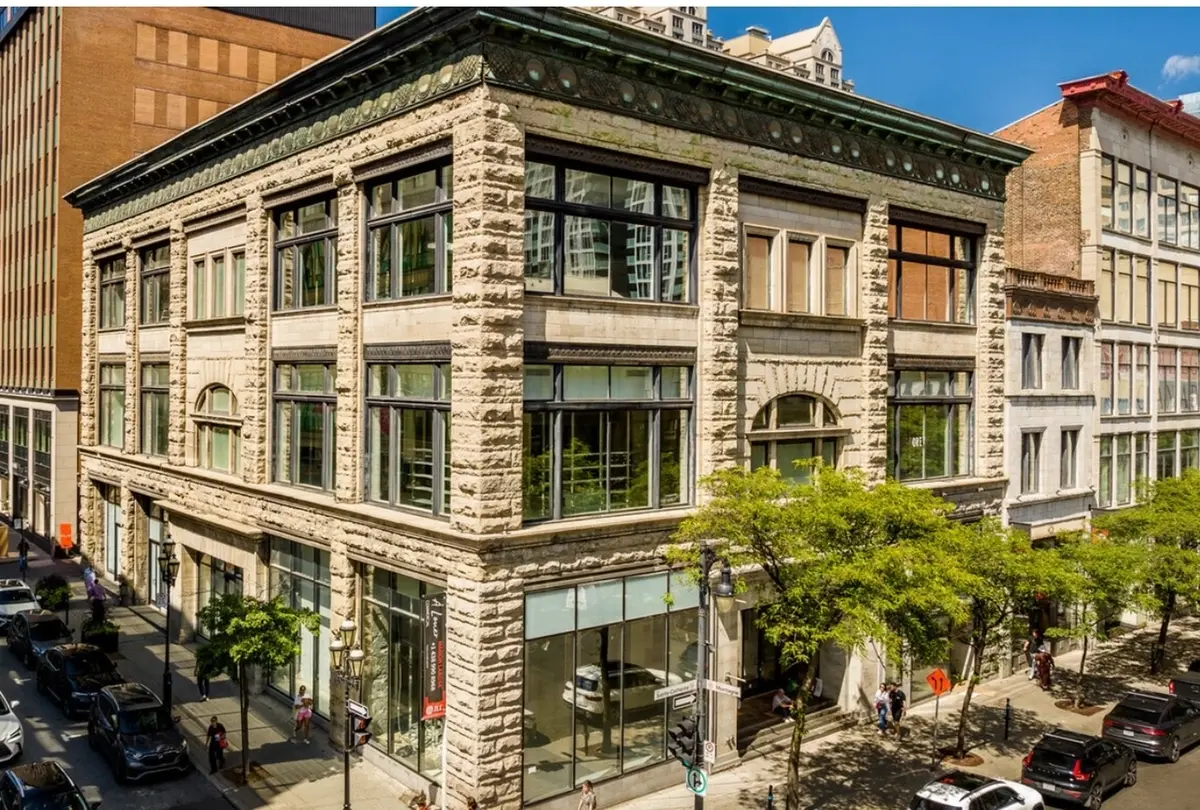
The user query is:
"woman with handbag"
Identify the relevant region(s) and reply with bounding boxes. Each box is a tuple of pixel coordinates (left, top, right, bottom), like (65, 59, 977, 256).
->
(207, 715, 228, 774)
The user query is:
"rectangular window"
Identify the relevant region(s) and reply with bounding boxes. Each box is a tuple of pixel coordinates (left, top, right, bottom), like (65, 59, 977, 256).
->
(886, 370, 973, 482)
(524, 160, 696, 303)
(1159, 176, 1178, 244)
(98, 365, 126, 448)
(273, 362, 336, 490)
(522, 364, 692, 520)
(1158, 261, 1178, 328)
(1136, 432, 1150, 487)
(1101, 156, 1114, 229)
(744, 234, 771, 310)
(1182, 184, 1200, 249)
(1021, 333, 1043, 390)
(1182, 266, 1200, 329)
(785, 238, 811, 314)
(1099, 436, 1112, 507)
(274, 198, 337, 310)
(1116, 253, 1133, 323)
(1134, 167, 1150, 238)
(824, 243, 848, 316)
(1061, 336, 1080, 390)
(232, 251, 245, 316)
(187, 250, 242, 320)
(1115, 159, 1132, 233)
(139, 363, 169, 456)
(1099, 249, 1114, 321)
(366, 162, 454, 300)
(1158, 347, 1177, 414)
(1135, 345, 1150, 414)
(366, 363, 452, 516)
(742, 228, 852, 317)
(1134, 256, 1150, 325)
(98, 256, 126, 330)
(191, 258, 206, 320)
(139, 244, 170, 325)
(1020, 431, 1041, 494)
(1116, 344, 1132, 415)
(1116, 434, 1132, 505)
(1182, 429, 1200, 471)
(1100, 342, 1113, 416)
(1060, 428, 1078, 489)
(1158, 431, 1177, 480)
(887, 223, 976, 324)
(1181, 349, 1200, 412)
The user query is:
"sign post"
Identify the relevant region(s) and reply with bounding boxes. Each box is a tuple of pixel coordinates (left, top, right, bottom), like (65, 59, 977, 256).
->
(925, 668, 952, 769)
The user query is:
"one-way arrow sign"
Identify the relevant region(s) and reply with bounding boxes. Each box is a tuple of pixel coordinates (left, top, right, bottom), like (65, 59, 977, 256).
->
(346, 699, 370, 719)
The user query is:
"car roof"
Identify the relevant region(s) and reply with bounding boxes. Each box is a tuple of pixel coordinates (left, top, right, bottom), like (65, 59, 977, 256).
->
(104, 682, 161, 709)
(1037, 728, 1096, 751)
(0, 579, 31, 591)
(8, 761, 73, 793)
(927, 770, 996, 797)
(1121, 690, 1172, 706)
(55, 643, 104, 658)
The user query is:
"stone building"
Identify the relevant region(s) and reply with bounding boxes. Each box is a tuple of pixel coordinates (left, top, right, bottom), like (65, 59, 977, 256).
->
(66, 8, 1027, 810)
(1000, 70, 1200, 517)
(0, 6, 368, 549)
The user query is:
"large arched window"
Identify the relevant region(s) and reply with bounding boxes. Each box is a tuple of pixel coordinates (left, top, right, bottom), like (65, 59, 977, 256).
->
(195, 385, 240, 474)
(749, 394, 844, 484)
(821, 48, 835, 62)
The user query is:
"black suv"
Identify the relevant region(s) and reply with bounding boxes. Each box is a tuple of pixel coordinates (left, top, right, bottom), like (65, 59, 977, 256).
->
(7, 610, 72, 669)
(1020, 729, 1136, 809)
(0, 761, 97, 810)
(1102, 690, 1200, 762)
(88, 682, 190, 783)
(36, 644, 123, 719)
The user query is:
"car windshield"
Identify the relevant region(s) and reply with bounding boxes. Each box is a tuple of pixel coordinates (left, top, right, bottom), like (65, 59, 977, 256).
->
(908, 798, 956, 810)
(25, 793, 90, 810)
(65, 653, 115, 678)
(119, 707, 172, 735)
(29, 620, 70, 642)
(0, 589, 34, 604)
(1112, 705, 1163, 725)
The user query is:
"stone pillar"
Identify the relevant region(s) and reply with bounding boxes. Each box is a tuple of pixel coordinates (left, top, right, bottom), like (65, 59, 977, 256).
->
(123, 243, 139, 456)
(860, 198, 891, 482)
(79, 252, 99, 447)
(177, 547, 201, 641)
(119, 486, 138, 584)
(696, 163, 740, 490)
(168, 221, 189, 466)
(976, 230, 1007, 484)
(448, 91, 526, 535)
(711, 594, 742, 772)
(78, 475, 100, 565)
(241, 196, 271, 485)
(333, 166, 364, 504)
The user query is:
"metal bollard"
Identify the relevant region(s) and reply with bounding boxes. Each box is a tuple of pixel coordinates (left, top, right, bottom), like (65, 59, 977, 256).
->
(766, 785, 775, 810)
(1003, 698, 1013, 741)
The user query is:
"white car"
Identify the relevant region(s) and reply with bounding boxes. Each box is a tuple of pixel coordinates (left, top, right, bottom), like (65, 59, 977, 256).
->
(909, 771, 1044, 810)
(0, 581, 39, 629)
(0, 689, 25, 763)
(562, 663, 681, 718)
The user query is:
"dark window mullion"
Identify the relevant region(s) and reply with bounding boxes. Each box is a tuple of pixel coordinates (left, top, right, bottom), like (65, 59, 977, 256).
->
(552, 408, 563, 521)
(650, 407, 661, 509)
(274, 226, 339, 250)
(434, 209, 446, 295)
(432, 408, 444, 516)
(367, 202, 453, 230)
(390, 404, 400, 506)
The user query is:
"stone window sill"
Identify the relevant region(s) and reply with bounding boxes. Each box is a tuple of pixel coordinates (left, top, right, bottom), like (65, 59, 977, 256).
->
(271, 305, 337, 319)
(1010, 487, 1092, 505)
(889, 318, 976, 333)
(739, 310, 864, 333)
(185, 316, 245, 334)
(526, 292, 700, 317)
(363, 294, 452, 310)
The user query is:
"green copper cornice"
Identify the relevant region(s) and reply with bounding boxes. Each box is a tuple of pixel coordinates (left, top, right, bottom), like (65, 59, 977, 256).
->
(69, 7, 1029, 232)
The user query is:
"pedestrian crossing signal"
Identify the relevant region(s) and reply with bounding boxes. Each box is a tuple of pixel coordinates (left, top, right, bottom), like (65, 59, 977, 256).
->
(667, 716, 697, 766)
(351, 713, 373, 748)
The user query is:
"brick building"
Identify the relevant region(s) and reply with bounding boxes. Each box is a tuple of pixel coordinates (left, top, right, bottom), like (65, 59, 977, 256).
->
(0, 6, 366, 548)
(66, 8, 1028, 809)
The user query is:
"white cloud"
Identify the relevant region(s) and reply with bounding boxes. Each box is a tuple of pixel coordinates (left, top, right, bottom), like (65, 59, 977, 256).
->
(1164, 54, 1200, 82)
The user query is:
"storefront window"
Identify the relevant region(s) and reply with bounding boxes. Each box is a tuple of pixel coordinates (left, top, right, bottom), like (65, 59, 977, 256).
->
(197, 554, 243, 638)
(267, 538, 331, 717)
(147, 505, 167, 611)
(103, 486, 123, 578)
(522, 572, 698, 803)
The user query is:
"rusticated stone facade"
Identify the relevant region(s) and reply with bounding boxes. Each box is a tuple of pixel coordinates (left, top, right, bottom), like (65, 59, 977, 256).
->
(67, 9, 1028, 810)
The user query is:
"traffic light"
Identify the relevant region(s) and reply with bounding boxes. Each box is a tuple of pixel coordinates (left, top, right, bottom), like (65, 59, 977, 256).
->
(666, 716, 697, 766)
(351, 712, 373, 748)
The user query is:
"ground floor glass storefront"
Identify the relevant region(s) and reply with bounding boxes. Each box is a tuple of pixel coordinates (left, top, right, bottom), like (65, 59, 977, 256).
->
(197, 554, 243, 638)
(102, 486, 123, 578)
(267, 538, 331, 717)
(148, 506, 167, 610)
(523, 572, 699, 804)
(359, 566, 445, 779)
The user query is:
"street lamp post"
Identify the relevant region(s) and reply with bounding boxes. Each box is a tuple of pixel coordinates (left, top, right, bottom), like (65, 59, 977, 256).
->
(693, 545, 735, 810)
(330, 618, 366, 810)
(157, 537, 181, 708)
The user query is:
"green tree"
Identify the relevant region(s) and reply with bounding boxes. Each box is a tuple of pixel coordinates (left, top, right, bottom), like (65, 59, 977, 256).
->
(670, 465, 964, 810)
(1044, 530, 1144, 707)
(1095, 468, 1200, 674)
(196, 594, 320, 784)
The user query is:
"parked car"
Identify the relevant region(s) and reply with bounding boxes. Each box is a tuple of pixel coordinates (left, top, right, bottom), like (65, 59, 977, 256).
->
(1020, 729, 1135, 809)
(7, 609, 72, 668)
(36, 644, 123, 719)
(1169, 668, 1200, 703)
(1102, 690, 1200, 762)
(0, 581, 40, 630)
(908, 770, 1044, 810)
(88, 682, 190, 783)
(562, 662, 677, 718)
(0, 761, 96, 810)
(0, 689, 24, 765)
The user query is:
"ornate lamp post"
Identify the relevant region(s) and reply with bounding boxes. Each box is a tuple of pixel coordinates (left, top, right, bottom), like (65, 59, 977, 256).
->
(157, 536, 181, 707)
(330, 617, 366, 810)
(693, 547, 735, 810)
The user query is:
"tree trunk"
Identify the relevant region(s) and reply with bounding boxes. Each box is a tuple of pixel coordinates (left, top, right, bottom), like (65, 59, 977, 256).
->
(1073, 634, 1089, 709)
(239, 662, 250, 784)
(598, 629, 613, 753)
(1151, 591, 1176, 675)
(954, 636, 985, 759)
(784, 665, 816, 810)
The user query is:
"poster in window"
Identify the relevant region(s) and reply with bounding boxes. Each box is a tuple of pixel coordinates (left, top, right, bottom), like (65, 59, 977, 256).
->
(421, 592, 447, 721)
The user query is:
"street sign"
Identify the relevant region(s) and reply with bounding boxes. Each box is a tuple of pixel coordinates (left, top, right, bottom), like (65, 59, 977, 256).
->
(685, 765, 708, 796)
(705, 679, 742, 699)
(654, 679, 698, 702)
(925, 667, 952, 697)
(346, 699, 370, 719)
(703, 739, 716, 764)
(672, 693, 697, 711)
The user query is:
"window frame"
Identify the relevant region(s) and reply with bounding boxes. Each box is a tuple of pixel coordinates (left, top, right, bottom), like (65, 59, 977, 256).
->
(1060, 428, 1079, 490)
(190, 248, 246, 321)
(1159, 175, 1179, 245)
(98, 255, 127, 331)
(1158, 346, 1178, 415)
(139, 363, 169, 457)
(748, 394, 844, 484)
(272, 362, 337, 491)
(193, 385, 241, 474)
(1181, 183, 1200, 249)
(98, 364, 126, 448)
(1020, 430, 1042, 495)
(522, 156, 698, 304)
(886, 369, 975, 482)
(1181, 349, 1200, 413)
(272, 197, 338, 311)
(364, 160, 454, 301)
(1061, 336, 1081, 390)
(1158, 261, 1178, 328)
(741, 226, 856, 317)
(887, 221, 977, 325)
(138, 244, 171, 326)
(1158, 430, 1178, 480)
(1020, 333, 1043, 390)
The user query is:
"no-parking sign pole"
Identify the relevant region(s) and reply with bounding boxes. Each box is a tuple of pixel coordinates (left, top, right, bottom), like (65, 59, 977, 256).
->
(925, 667, 951, 770)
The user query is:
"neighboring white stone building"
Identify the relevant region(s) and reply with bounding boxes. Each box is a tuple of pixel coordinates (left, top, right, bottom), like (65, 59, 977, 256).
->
(723, 17, 854, 92)
(66, 8, 1026, 810)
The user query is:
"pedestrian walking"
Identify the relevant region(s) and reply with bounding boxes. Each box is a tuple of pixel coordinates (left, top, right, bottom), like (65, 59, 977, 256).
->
(196, 653, 212, 702)
(873, 683, 891, 736)
(1023, 629, 1043, 680)
(577, 780, 597, 810)
(206, 715, 227, 774)
(293, 685, 313, 743)
(888, 682, 907, 739)
(1035, 647, 1055, 691)
(16, 536, 28, 580)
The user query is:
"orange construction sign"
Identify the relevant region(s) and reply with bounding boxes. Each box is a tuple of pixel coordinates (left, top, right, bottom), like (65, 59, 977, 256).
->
(925, 667, 952, 697)
(58, 523, 74, 551)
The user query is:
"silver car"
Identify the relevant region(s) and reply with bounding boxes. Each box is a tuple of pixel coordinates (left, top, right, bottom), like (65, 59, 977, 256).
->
(0, 581, 39, 630)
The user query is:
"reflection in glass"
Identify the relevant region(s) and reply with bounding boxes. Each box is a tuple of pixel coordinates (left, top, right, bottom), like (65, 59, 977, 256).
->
(372, 227, 392, 299)
(523, 412, 552, 520)
(369, 408, 392, 502)
(297, 403, 325, 487)
(523, 635, 574, 802)
(398, 409, 435, 509)
(399, 217, 436, 296)
(299, 241, 327, 308)
(524, 211, 555, 292)
(574, 625, 622, 785)
(563, 412, 606, 516)
(564, 217, 610, 297)
(609, 410, 650, 511)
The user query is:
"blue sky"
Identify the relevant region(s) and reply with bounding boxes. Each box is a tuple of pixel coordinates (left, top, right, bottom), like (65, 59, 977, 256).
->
(376, 6, 1200, 134)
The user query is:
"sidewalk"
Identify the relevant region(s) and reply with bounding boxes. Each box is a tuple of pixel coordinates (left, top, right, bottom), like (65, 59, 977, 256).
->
(612, 619, 1200, 810)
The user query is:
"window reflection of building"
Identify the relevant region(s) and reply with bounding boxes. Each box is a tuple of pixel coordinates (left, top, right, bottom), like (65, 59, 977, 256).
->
(267, 538, 331, 717)
(522, 572, 698, 804)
